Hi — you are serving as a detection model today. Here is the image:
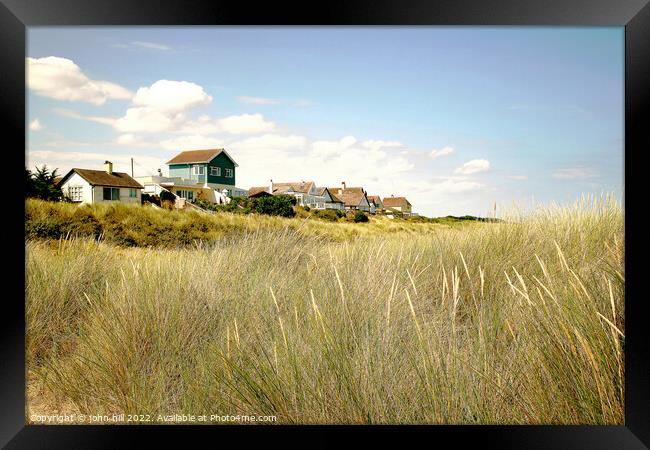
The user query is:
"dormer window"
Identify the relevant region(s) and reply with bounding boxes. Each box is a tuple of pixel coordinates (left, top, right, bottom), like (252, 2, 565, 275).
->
(192, 165, 205, 175)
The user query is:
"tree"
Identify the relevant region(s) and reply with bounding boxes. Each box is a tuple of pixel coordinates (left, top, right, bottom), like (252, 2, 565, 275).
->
(26, 165, 62, 201)
(25, 168, 36, 198)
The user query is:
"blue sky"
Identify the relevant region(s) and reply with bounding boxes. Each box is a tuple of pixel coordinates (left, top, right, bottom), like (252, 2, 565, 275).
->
(27, 27, 623, 216)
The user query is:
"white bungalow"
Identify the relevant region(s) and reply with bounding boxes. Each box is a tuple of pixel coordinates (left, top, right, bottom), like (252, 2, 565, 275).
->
(58, 161, 143, 204)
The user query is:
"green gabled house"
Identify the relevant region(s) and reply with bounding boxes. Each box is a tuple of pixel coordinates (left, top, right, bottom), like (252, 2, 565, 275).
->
(166, 148, 240, 194)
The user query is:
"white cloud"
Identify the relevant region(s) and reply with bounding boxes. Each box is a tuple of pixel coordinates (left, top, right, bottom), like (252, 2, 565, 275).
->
(507, 175, 528, 180)
(115, 134, 159, 147)
(52, 107, 117, 126)
(159, 135, 224, 152)
(362, 140, 403, 152)
(430, 146, 455, 159)
(112, 80, 213, 133)
(27, 56, 132, 105)
(43, 75, 276, 136)
(132, 80, 212, 114)
(116, 134, 138, 145)
(114, 106, 177, 133)
(312, 136, 357, 158)
(454, 159, 491, 175)
(216, 113, 276, 134)
(429, 177, 484, 194)
(177, 113, 276, 135)
(27, 150, 166, 177)
(131, 41, 171, 51)
(29, 119, 42, 131)
(552, 167, 596, 179)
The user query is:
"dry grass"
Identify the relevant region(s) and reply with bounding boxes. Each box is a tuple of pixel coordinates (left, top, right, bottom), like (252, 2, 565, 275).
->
(25, 194, 624, 424)
(25, 198, 462, 247)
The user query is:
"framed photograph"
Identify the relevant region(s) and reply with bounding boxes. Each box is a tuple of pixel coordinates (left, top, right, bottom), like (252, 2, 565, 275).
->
(3, 0, 648, 447)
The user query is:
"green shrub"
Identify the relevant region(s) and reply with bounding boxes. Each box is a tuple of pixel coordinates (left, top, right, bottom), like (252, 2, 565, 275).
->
(354, 211, 369, 223)
(252, 195, 296, 218)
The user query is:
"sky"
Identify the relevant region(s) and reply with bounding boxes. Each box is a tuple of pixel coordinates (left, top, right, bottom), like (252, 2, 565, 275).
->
(26, 27, 624, 217)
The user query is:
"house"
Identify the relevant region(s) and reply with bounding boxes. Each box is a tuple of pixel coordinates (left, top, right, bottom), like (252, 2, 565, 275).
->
(327, 183, 371, 212)
(58, 161, 143, 204)
(136, 176, 233, 204)
(166, 148, 247, 197)
(383, 195, 412, 217)
(135, 148, 247, 205)
(247, 187, 274, 198)
(248, 180, 328, 208)
(367, 195, 383, 214)
(315, 187, 344, 210)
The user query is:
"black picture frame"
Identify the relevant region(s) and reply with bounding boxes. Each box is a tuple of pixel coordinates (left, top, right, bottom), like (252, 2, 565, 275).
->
(2, 0, 648, 447)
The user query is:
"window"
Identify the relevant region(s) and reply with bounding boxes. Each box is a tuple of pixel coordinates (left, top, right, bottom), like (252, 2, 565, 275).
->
(68, 185, 83, 202)
(175, 189, 194, 200)
(129, 188, 137, 198)
(225, 168, 233, 178)
(210, 166, 221, 176)
(192, 165, 205, 175)
(103, 187, 120, 201)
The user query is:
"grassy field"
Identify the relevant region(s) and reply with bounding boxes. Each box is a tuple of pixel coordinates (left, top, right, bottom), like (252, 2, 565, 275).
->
(25, 195, 624, 424)
(25, 198, 475, 247)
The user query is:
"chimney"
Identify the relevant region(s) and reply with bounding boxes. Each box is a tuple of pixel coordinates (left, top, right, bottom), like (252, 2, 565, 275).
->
(157, 168, 162, 176)
(342, 181, 346, 190)
(269, 179, 273, 194)
(104, 161, 113, 174)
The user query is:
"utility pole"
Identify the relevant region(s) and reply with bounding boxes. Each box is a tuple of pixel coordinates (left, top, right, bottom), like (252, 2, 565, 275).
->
(131, 157, 134, 177)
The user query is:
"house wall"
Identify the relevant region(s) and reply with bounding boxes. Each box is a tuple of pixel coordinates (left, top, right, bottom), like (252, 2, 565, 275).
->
(62, 173, 142, 204)
(387, 204, 412, 215)
(60, 173, 93, 203)
(91, 186, 141, 204)
(168, 154, 236, 187)
(206, 153, 236, 186)
(169, 164, 206, 184)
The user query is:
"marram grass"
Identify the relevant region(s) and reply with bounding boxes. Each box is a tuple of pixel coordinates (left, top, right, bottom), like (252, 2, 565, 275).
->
(26, 195, 623, 424)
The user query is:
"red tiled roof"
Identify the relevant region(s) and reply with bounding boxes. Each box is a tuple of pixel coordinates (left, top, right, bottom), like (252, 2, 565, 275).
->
(271, 181, 315, 194)
(166, 148, 238, 166)
(61, 168, 143, 189)
(327, 187, 369, 208)
(316, 187, 344, 203)
(383, 196, 411, 207)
